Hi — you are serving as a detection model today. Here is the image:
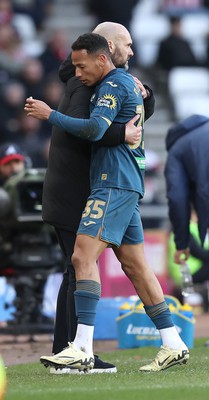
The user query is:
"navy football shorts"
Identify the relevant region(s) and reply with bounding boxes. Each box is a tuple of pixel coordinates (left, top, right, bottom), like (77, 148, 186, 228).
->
(77, 187, 144, 247)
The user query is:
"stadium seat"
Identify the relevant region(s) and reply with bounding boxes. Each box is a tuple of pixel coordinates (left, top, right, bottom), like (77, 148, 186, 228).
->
(168, 67, 209, 120)
(13, 14, 44, 57)
(181, 13, 209, 40)
(168, 67, 209, 97)
(173, 94, 209, 120)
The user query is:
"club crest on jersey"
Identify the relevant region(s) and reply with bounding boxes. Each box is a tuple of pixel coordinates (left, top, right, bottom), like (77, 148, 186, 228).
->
(97, 94, 117, 110)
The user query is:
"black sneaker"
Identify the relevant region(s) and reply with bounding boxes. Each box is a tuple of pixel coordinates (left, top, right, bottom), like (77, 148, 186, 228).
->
(89, 355, 117, 374)
(49, 354, 117, 374)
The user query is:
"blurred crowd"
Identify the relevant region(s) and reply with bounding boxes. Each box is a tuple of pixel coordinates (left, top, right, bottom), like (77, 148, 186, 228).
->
(0, 0, 71, 168)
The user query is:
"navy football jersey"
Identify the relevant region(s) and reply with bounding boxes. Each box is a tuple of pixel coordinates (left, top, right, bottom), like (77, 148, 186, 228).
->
(90, 68, 145, 197)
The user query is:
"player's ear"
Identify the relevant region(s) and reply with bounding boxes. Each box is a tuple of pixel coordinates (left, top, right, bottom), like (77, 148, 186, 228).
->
(107, 40, 114, 54)
(98, 54, 106, 67)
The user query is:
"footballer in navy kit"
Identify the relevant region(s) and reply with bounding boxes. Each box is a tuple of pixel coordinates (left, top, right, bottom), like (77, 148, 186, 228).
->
(25, 32, 189, 374)
(77, 67, 145, 247)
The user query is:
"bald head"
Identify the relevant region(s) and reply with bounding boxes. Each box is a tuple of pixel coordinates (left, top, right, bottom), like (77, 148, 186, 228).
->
(93, 22, 130, 42)
(93, 22, 133, 69)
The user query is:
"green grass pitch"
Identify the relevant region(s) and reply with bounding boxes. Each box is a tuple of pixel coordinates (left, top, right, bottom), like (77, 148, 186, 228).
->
(5, 338, 209, 400)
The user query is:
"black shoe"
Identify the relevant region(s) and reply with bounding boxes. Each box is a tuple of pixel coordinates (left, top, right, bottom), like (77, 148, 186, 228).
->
(49, 354, 117, 375)
(89, 355, 117, 374)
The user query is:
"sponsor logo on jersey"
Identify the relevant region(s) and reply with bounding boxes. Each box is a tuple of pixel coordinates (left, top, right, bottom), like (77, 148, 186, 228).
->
(134, 157, 145, 169)
(97, 94, 117, 110)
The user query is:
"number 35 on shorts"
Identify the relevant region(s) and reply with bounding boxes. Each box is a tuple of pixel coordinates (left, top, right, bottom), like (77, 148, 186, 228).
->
(82, 199, 106, 222)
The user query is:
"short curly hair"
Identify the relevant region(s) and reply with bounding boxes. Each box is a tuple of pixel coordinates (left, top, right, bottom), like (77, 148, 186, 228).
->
(72, 33, 111, 58)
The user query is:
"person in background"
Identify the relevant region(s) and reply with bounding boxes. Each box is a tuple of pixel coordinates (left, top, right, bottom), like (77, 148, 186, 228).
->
(41, 76, 64, 139)
(38, 29, 69, 76)
(14, 112, 48, 168)
(0, 141, 62, 327)
(0, 142, 26, 298)
(0, 81, 26, 142)
(0, 24, 27, 79)
(164, 114, 209, 266)
(168, 208, 209, 307)
(0, 142, 26, 185)
(19, 57, 44, 99)
(157, 16, 199, 72)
